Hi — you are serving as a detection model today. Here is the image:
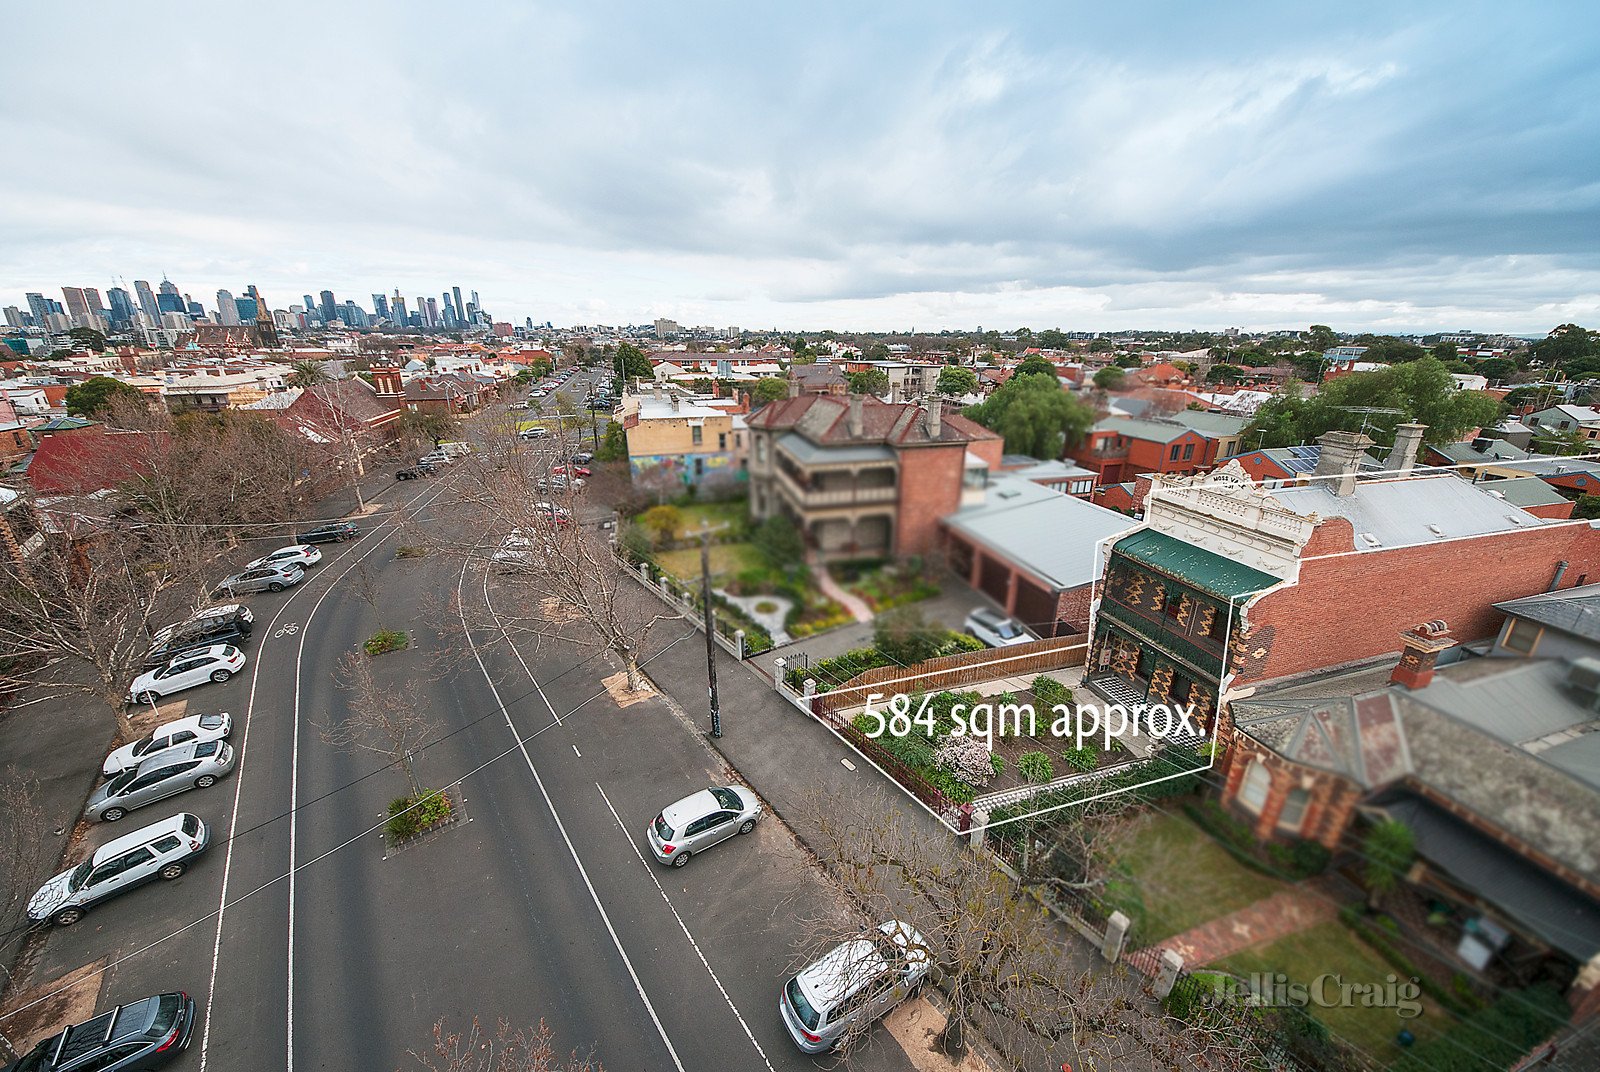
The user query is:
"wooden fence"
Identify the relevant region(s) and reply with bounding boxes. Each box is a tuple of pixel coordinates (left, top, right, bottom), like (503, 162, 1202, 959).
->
(812, 637, 1088, 719)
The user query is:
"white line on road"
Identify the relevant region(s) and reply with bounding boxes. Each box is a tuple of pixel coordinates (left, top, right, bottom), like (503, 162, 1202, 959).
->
(456, 569, 689, 1072)
(573, 744, 582, 757)
(595, 782, 779, 1072)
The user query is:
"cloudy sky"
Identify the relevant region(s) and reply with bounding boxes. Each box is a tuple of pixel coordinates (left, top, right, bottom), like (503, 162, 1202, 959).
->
(2, 1, 1596, 333)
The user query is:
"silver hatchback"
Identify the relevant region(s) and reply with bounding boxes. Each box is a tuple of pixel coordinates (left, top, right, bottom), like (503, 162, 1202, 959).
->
(87, 740, 237, 822)
(646, 785, 761, 867)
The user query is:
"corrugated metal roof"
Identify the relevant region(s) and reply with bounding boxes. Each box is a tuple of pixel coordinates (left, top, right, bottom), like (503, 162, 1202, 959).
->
(943, 477, 1132, 590)
(1409, 659, 1595, 751)
(1480, 476, 1570, 508)
(1273, 474, 1547, 549)
(775, 432, 893, 466)
(1495, 585, 1600, 642)
(1112, 528, 1278, 599)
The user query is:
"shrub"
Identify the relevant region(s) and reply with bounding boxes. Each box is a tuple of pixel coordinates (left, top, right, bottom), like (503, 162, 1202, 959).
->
(990, 754, 1005, 777)
(1030, 675, 1072, 710)
(933, 736, 997, 787)
(1391, 984, 1567, 1072)
(637, 505, 683, 548)
(364, 629, 409, 656)
(874, 606, 946, 665)
(752, 515, 804, 569)
(385, 789, 453, 841)
(1018, 751, 1055, 784)
(1062, 746, 1098, 772)
(395, 545, 428, 559)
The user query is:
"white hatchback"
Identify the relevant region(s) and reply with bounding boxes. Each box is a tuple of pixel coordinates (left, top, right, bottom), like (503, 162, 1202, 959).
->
(127, 645, 246, 705)
(103, 712, 232, 776)
(248, 544, 323, 571)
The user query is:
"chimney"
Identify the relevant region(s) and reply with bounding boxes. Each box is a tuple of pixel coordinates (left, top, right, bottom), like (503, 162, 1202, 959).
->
(670, 396, 680, 413)
(1312, 430, 1375, 497)
(925, 398, 942, 439)
(1387, 423, 1427, 474)
(847, 394, 864, 438)
(787, 376, 800, 399)
(1390, 620, 1454, 690)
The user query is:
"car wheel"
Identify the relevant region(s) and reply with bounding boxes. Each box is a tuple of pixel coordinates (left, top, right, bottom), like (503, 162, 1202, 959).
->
(195, 774, 217, 789)
(102, 807, 127, 822)
(267, 581, 284, 592)
(159, 861, 187, 880)
(671, 850, 691, 868)
(136, 691, 159, 705)
(53, 906, 85, 926)
(739, 818, 756, 835)
(210, 669, 232, 683)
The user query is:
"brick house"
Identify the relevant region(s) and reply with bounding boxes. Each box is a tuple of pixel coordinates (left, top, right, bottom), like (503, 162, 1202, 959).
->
(1070, 412, 1247, 486)
(745, 391, 1001, 561)
(622, 389, 746, 494)
(1085, 430, 1600, 724)
(940, 475, 1134, 636)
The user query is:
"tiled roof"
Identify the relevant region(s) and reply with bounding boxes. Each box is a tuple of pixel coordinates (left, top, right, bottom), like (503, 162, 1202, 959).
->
(745, 394, 996, 448)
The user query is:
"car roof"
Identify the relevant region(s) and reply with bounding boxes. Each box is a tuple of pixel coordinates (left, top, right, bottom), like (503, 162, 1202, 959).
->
(971, 607, 1006, 624)
(661, 789, 719, 829)
(796, 921, 926, 1011)
(91, 813, 199, 862)
(132, 742, 209, 773)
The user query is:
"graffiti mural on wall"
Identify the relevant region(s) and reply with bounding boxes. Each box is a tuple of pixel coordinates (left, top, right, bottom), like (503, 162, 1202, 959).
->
(629, 451, 746, 488)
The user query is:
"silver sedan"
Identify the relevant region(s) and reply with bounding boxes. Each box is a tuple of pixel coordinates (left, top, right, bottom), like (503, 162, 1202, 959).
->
(86, 740, 237, 822)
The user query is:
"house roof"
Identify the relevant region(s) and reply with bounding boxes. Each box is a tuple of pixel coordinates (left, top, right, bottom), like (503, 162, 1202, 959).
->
(1095, 416, 1196, 445)
(1494, 584, 1600, 643)
(1112, 528, 1279, 600)
(1271, 474, 1551, 549)
(1429, 439, 1531, 464)
(745, 393, 996, 449)
(943, 476, 1133, 590)
(27, 427, 160, 495)
(1480, 475, 1571, 509)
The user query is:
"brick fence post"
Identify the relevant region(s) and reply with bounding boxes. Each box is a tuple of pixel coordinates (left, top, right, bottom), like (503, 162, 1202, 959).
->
(803, 678, 816, 714)
(1101, 910, 1130, 963)
(1154, 949, 1184, 999)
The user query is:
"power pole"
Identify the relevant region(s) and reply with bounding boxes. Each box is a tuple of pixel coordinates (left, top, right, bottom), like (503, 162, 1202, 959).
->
(700, 525, 722, 738)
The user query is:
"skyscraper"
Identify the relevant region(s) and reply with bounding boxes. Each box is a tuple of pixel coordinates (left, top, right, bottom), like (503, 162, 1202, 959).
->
(425, 297, 439, 326)
(216, 289, 240, 325)
(471, 289, 480, 310)
(134, 280, 159, 319)
(319, 290, 337, 324)
(392, 292, 407, 325)
(83, 288, 106, 322)
(25, 293, 51, 327)
(107, 287, 136, 327)
(234, 297, 258, 323)
(156, 279, 186, 315)
(452, 286, 464, 326)
(186, 299, 205, 319)
(303, 294, 316, 315)
(61, 287, 98, 328)
(3, 306, 23, 329)
(372, 293, 390, 320)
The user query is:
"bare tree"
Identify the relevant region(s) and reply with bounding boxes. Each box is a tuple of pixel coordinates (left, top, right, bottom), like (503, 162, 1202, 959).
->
(407, 1017, 602, 1072)
(321, 651, 440, 797)
(801, 788, 1269, 1071)
(409, 422, 679, 691)
(0, 766, 50, 985)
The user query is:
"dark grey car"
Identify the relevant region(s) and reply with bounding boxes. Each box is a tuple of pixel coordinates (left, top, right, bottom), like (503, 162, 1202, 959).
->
(3, 991, 197, 1071)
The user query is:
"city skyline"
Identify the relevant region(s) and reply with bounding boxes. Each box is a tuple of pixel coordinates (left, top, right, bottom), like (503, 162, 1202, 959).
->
(2, 2, 1597, 334)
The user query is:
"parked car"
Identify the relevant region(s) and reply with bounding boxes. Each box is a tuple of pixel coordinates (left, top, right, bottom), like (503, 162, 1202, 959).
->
(395, 465, 428, 480)
(126, 645, 246, 705)
(27, 813, 210, 927)
(437, 441, 471, 458)
(212, 562, 304, 598)
(646, 785, 761, 867)
(532, 501, 573, 525)
(570, 452, 595, 465)
(491, 530, 539, 570)
(518, 426, 549, 440)
(542, 475, 585, 491)
(187, 602, 254, 628)
(552, 464, 591, 477)
(780, 920, 930, 1053)
(3, 991, 197, 1071)
(247, 544, 322, 571)
(587, 398, 612, 411)
(963, 607, 1033, 648)
(103, 713, 232, 777)
(143, 609, 251, 668)
(417, 450, 452, 467)
(295, 521, 359, 543)
(508, 401, 529, 411)
(87, 740, 237, 822)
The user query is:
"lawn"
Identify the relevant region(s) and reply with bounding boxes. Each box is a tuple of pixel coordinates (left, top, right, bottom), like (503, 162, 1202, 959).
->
(1104, 811, 1286, 946)
(655, 541, 764, 582)
(1213, 920, 1454, 1061)
(671, 501, 748, 538)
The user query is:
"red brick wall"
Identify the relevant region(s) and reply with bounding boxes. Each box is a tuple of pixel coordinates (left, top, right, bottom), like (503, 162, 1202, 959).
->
(1240, 522, 1600, 683)
(1227, 451, 1294, 482)
(1092, 485, 1137, 513)
(967, 436, 1004, 469)
(1126, 430, 1208, 476)
(1302, 516, 1355, 556)
(895, 443, 966, 556)
(1055, 583, 1093, 633)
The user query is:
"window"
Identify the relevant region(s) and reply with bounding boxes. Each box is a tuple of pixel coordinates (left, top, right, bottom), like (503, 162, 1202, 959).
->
(1278, 788, 1310, 832)
(691, 425, 703, 445)
(1169, 444, 1181, 461)
(1501, 617, 1541, 654)
(1239, 760, 1270, 813)
(1182, 442, 1194, 460)
(718, 432, 726, 450)
(151, 835, 183, 854)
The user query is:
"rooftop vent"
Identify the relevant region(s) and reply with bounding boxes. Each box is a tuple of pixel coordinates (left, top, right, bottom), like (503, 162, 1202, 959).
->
(1427, 524, 1445, 538)
(1358, 532, 1382, 548)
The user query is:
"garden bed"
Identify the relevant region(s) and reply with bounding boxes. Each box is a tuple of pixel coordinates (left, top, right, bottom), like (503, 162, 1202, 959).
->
(828, 558, 940, 612)
(385, 787, 457, 845)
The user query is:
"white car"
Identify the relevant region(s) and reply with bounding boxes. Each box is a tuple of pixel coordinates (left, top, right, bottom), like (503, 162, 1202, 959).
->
(103, 712, 233, 777)
(248, 544, 322, 571)
(418, 451, 452, 466)
(491, 530, 541, 569)
(518, 427, 549, 440)
(27, 813, 210, 926)
(963, 607, 1034, 648)
(127, 645, 246, 705)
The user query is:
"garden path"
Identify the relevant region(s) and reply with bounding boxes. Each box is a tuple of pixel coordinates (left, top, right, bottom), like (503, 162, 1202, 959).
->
(1140, 879, 1341, 966)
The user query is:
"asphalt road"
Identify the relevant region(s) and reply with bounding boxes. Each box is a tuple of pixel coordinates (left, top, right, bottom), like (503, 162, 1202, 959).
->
(15, 368, 921, 1072)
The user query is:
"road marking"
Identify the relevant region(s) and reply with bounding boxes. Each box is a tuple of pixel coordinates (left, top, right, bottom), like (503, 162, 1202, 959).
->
(482, 570, 566, 727)
(595, 782, 779, 1072)
(458, 566, 688, 1072)
(272, 622, 300, 638)
(573, 744, 582, 758)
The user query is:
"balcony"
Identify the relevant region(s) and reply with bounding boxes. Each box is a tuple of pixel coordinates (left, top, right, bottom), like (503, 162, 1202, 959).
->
(775, 468, 898, 509)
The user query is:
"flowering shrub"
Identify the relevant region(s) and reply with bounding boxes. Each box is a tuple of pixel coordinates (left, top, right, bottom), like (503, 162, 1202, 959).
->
(934, 735, 997, 788)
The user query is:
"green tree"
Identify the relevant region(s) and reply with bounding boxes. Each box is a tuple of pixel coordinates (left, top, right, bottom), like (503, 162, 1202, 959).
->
(751, 377, 791, 405)
(1205, 364, 1245, 385)
(1113, 354, 1143, 369)
(847, 368, 889, 396)
(1476, 357, 1518, 382)
(399, 408, 459, 447)
(64, 375, 143, 417)
(1037, 328, 1069, 349)
(1305, 325, 1338, 352)
(863, 342, 891, 362)
(751, 515, 804, 569)
(1087, 338, 1113, 354)
(595, 421, 628, 462)
(637, 505, 682, 548)
(1013, 356, 1057, 380)
(1573, 495, 1600, 520)
(691, 377, 714, 394)
(287, 360, 329, 388)
(66, 326, 108, 353)
(1243, 357, 1500, 449)
(963, 374, 1094, 459)
(613, 342, 652, 382)
(1351, 335, 1427, 363)
(1092, 366, 1125, 391)
(1430, 341, 1458, 363)
(1362, 819, 1414, 902)
(1529, 323, 1597, 370)
(935, 366, 978, 396)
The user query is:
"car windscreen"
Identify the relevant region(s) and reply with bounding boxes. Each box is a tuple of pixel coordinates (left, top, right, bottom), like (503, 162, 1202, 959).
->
(130, 734, 156, 756)
(195, 741, 220, 757)
(995, 619, 1022, 639)
(710, 787, 742, 811)
(104, 771, 137, 795)
(145, 993, 182, 1037)
(182, 813, 201, 837)
(69, 860, 94, 891)
(785, 976, 820, 1031)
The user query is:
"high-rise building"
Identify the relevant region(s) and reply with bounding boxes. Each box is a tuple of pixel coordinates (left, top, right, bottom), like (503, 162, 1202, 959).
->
(186, 299, 205, 319)
(61, 286, 94, 327)
(107, 287, 136, 327)
(372, 293, 390, 320)
(83, 288, 106, 323)
(452, 286, 464, 326)
(156, 279, 186, 315)
(234, 297, 258, 323)
(319, 290, 337, 324)
(216, 289, 240, 325)
(425, 297, 439, 326)
(26, 293, 51, 327)
(3, 306, 23, 329)
(471, 290, 480, 310)
(392, 293, 407, 325)
(134, 280, 159, 319)
(303, 294, 316, 314)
